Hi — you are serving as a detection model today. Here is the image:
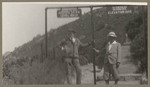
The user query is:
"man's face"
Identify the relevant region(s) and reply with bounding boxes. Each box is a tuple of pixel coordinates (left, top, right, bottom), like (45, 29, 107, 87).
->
(108, 36, 115, 42)
(68, 32, 75, 38)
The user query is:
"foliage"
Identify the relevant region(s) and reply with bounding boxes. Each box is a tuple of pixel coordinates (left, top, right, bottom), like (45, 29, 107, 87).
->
(125, 6, 147, 73)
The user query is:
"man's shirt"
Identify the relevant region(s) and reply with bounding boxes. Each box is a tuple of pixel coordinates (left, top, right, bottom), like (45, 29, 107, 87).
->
(108, 41, 117, 51)
(61, 37, 88, 58)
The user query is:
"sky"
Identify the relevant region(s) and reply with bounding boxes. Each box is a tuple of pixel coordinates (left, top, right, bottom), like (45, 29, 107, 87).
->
(2, 3, 91, 54)
(2, 2, 147, 54)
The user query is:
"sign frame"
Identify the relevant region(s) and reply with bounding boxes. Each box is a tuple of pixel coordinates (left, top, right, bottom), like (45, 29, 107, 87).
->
(57, 8, 82, 18)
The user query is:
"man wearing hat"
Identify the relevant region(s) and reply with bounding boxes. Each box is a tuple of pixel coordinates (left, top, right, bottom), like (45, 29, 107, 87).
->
(60, 28, 92, 84)
(93, 31, 121, 84)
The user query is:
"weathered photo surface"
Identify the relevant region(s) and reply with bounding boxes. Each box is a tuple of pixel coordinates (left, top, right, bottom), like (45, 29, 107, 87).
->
(2, 2, 148, 85)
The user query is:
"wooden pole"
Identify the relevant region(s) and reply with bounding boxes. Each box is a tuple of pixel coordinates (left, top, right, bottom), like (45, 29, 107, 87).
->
(90, 7, 96, 84)
(45, 8, 48, 58)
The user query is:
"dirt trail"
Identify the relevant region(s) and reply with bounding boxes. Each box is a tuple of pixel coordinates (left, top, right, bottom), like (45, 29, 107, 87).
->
(71, 44, 139, 84)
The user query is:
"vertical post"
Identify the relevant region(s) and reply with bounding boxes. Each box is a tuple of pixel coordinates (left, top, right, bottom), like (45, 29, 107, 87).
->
(45, 8, 48, 58)
(90, 6, 96, 84)
(142, 6, 147, 77)
(52, 30, 56, 59)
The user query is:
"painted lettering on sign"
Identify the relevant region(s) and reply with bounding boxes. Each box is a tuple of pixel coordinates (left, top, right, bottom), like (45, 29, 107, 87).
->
(57, 8, 82, 18)
(108, 6, 132, 15)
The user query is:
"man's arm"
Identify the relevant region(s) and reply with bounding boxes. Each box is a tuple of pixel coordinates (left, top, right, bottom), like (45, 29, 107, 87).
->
(116, 43, 121, 68)
(77, 38, 91, 47)
(117, 43, 121, 63)
(93, 48, 100, 53)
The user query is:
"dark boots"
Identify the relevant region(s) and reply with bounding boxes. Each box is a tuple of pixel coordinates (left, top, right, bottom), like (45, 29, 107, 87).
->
(105, 79, 119, 85)
(105, 80, 109, 84)
(114, 79, 119, 84)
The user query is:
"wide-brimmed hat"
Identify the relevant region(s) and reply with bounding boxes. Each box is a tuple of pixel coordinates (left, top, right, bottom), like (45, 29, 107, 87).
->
(68, 28, 76, 34)
(107, 32, 117, 37)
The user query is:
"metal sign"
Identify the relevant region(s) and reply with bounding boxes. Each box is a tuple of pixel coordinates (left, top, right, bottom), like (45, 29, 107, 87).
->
(107, 6, 133, 14)
(57, 8, 82, 18)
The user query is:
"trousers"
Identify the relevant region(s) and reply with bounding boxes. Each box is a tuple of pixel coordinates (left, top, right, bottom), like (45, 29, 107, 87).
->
(64, 58, 81, 84)
(103, 62, 119, 80)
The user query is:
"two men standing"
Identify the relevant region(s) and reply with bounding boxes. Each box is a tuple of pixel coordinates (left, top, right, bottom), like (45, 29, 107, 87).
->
(60, 29, 121, 84)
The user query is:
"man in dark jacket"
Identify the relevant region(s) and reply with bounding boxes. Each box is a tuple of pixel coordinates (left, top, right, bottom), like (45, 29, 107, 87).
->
(61, 28, 91, 84)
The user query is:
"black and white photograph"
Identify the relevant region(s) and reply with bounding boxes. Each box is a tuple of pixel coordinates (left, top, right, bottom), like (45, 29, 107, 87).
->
(2, 2, 148, 85)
